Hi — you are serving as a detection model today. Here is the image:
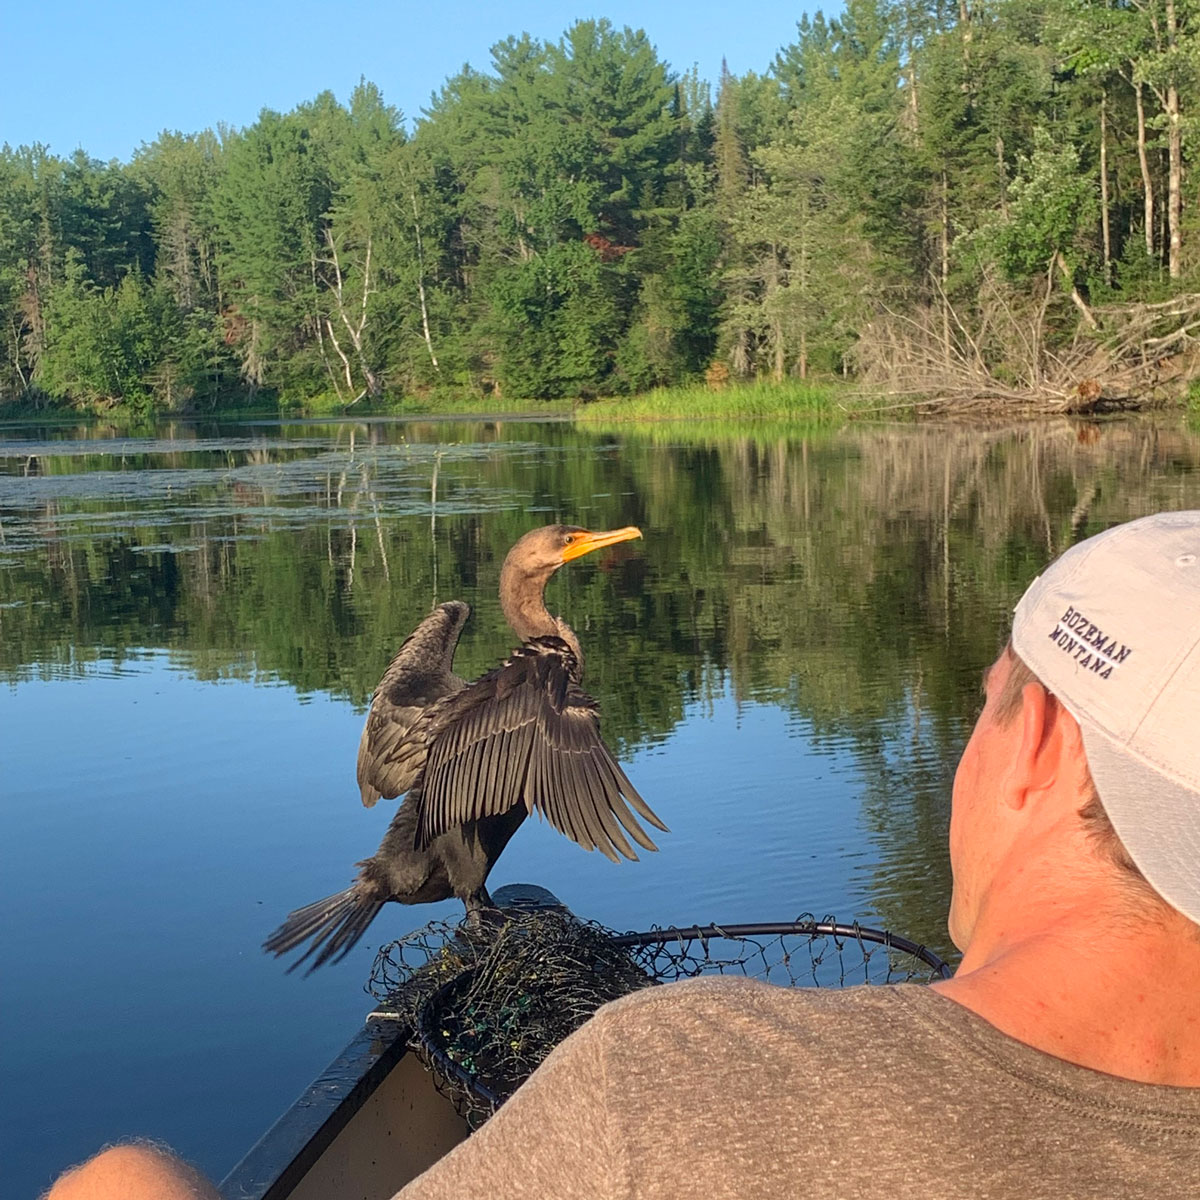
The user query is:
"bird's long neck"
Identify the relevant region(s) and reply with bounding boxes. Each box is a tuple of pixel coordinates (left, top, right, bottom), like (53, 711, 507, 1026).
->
(499, 564, 584, 673)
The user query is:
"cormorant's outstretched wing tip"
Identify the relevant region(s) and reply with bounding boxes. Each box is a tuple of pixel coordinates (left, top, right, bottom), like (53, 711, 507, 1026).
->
(358, 601, 473, 805)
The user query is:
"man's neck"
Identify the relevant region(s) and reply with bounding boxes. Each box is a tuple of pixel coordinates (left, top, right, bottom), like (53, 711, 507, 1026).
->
(933, 901, 1200, 1086)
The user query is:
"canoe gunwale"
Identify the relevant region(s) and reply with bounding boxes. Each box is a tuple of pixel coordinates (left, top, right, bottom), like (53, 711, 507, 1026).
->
(219, 1011, 410, 1200)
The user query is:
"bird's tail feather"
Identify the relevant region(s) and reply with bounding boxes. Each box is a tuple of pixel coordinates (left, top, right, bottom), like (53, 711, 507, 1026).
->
(263, 885, 384, 975)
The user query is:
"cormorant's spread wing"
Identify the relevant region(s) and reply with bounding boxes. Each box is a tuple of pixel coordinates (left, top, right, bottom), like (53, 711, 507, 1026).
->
(414, 637, 668, 861)
(357, 601, 471, 807)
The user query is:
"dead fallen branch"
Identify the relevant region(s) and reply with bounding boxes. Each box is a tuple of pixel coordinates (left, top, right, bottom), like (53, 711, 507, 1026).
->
(852, 275, 1200, 414)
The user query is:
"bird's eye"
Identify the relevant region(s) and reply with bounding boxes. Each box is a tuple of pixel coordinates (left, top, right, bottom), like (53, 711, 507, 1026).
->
(563, 534, 575, 544)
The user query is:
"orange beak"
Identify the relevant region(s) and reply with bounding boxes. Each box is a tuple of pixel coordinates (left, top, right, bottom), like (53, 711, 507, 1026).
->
(560, 526, 642, 563)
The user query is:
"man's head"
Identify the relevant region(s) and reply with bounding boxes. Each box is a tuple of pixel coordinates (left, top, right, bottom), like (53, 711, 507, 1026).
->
(948, 512, 1200, 952)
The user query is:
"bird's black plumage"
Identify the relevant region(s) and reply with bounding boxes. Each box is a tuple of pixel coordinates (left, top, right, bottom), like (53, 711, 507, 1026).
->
(264, 524, 667, 973)
(415, 635, 662, 859)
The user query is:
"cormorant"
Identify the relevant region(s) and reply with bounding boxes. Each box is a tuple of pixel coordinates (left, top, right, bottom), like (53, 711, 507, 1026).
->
(264, 524, 667, 972)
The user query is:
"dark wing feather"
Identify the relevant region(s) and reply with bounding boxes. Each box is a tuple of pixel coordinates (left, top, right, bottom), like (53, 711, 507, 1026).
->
(357, 601, 471, 807)
(414, 637, 668, 860)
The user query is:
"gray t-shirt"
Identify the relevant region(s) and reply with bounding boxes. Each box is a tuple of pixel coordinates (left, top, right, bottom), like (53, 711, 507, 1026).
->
(396, 977, 1200, 1199)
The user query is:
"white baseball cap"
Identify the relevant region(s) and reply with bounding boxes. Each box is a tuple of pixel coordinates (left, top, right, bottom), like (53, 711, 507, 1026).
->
(1011, 511, 1200, 924)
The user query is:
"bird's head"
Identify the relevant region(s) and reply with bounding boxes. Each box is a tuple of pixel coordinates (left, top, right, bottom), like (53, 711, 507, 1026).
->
(498, 524, 642, 649)
(503, 524, 642, 579)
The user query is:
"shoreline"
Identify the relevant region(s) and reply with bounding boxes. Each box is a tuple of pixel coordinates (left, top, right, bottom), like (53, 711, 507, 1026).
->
(3, 377, 1196, 432)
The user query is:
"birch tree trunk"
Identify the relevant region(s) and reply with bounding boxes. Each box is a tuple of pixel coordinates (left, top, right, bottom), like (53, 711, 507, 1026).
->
(321, 228, 381, 397)
(940, 170, 951, 362)
(410, 189, 440, 372)
(1135, 82, 1156, 259)
(1100, 88, 1112, 285)
(770, 243, 784, 383)
(996, 136, 1008, 217)
(323, 316, 355, 393)
(311, 251, 344, 400)
(1165, 0, 1181, 277)
(1167, 81, 1182, 277)
(797, 190, 809, 380)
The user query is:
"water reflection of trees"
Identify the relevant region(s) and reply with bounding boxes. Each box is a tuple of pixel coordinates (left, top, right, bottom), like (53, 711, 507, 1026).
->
(663, 419, 1200, 953)
(3, 418, 1200, 955)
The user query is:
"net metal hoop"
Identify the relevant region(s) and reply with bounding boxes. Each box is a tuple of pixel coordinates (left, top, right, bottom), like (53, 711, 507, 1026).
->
(609, 919, 952, 980)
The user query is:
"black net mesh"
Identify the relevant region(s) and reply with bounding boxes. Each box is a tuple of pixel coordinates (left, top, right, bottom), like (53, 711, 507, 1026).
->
(368, 903, 950, 1129)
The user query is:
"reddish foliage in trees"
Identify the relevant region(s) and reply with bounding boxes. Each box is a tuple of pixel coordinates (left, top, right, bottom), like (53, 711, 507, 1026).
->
(705, 361, 731, 390)
(583, 233, 633, 262)
(222, 307, 247, 346)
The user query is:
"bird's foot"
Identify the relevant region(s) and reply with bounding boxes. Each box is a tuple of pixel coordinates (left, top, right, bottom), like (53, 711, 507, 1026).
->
(463, 891, 506, 935)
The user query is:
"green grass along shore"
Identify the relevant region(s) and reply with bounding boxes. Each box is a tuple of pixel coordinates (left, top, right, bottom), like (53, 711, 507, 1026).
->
(2, 379, 854, 427)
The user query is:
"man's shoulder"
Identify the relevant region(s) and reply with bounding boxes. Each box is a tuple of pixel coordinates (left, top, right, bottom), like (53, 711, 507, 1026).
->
(591, 977, 941, 1066)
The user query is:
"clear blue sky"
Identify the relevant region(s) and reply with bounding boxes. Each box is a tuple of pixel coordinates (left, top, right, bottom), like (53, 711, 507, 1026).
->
(3, 0, 831, 165)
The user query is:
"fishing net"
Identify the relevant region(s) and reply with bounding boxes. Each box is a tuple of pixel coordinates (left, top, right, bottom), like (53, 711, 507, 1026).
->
(368, 898, 950, 1129)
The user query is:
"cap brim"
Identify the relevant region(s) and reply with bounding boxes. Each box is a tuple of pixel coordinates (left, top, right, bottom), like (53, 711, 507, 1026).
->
(1079, 720, 1200, 924)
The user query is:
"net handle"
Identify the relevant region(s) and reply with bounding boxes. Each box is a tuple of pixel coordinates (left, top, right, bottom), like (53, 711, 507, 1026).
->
(610, 920, 952, 979)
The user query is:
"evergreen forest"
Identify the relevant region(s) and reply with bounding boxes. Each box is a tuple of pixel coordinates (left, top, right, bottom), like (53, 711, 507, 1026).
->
(4, 1, 1200, 417)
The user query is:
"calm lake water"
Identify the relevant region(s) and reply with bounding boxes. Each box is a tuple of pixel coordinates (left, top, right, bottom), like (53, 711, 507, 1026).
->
(4, 413, 1200, 1195)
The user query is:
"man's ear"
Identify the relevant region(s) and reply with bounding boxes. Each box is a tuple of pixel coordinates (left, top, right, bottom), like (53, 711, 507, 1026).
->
(1009, 680, 1057, 808)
